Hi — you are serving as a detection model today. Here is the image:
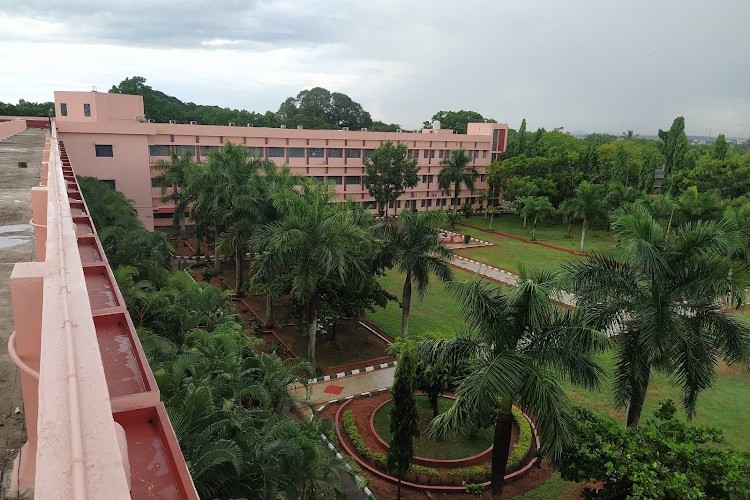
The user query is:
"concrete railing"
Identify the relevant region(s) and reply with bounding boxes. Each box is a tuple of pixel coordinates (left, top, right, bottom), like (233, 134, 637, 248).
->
(0, 118, 27, 141)
(7, 123, 198, 499)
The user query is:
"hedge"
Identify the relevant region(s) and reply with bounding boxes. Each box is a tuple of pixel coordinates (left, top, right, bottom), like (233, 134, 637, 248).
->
(341, 406, 534, 485)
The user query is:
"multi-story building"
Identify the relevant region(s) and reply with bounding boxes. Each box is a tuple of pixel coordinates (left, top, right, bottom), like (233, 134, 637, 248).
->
(54, 91, 508, 230)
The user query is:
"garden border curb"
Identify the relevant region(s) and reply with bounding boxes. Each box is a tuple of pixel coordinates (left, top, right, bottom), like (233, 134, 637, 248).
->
(308, 361, 397, 385)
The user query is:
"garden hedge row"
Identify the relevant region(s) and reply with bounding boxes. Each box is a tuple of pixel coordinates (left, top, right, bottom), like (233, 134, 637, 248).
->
(342, 406, 533, 485)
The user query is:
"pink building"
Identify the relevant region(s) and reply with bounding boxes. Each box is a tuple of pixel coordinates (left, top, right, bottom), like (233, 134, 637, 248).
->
(54, 91, 508, 230)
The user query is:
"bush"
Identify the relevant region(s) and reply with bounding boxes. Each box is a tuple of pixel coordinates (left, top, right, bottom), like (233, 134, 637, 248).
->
(509, 406, 533, 470)
(463, 233, 471, 244)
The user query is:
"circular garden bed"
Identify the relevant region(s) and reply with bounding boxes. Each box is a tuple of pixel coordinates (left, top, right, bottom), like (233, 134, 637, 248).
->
(335, 392, 539, 490)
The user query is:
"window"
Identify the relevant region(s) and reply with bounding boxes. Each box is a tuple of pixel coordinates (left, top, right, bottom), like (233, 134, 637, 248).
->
(480, 174, 486, 182)
(345, 176, 361, 185)
(327, 176, 342, 185)
(420, 199, 425, 207)
(151, 177, 164, 188)
(363, 149, 374, 158)
(268, 147, 284, 157)
(363, 201, 376, 209)
(422, 175, 427, 183)
(426, 199, 433, 208)
(246, 146, 264, 157)
(438, 150, 444, 159)
(174, 145, 195, 156)
(289, 147, 305, 158)
(312, 176, 324, 183)
(308, 148, 324, 158)
(154, 212, 174, 219)
(200, 145, 219, 157)
(423, 149, 429, 158)
(492, 129, 500, 151)
(346, 149, 361, 158)
(396, 200, 402, 208)
(429, 150, 435, 159)
(327, 148, 343, 158)
(149, 145, 171, 156)
(482, 150, 488, 159)
(60, 103, 67, 116)
(95, 144, 113, 157)
(83, 103, 91, 117)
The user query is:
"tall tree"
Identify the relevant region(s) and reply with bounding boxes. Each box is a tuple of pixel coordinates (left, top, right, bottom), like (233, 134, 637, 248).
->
(425, 269, 607, 499)
(518, 196, 554, 241)
(566, 205, 750, 428)
(570, 181, 607, 252)
(386, 344, 420, 499)
(153, 150, 197, 240)
(422, 110, 495, 134)
(658, 116, 688, 177)
(376, 210, 453, 338)
(711, 133, 728, 160)
(252, 181, 373, 371)
(364, 141, 419, 217)
(438, 150, 478, 213)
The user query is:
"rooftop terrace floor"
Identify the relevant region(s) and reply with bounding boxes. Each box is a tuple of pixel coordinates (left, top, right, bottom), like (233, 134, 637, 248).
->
(0, 129, 46, 471)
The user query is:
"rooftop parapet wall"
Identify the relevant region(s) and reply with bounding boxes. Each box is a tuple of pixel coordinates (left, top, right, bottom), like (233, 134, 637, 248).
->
(7, 123, 197, 499)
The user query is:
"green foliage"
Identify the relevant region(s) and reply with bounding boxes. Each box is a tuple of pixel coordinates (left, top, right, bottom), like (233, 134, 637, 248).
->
(363, 141, 419, 216)
(386, 345, 420, 485)
(438, 150, 478, 211)
(422, 110, 495, 135)
(659, 116, 689, 182)
(0, 99, 54, 117)
(277, 87, 373, 130)
(559, 401, 750, 499)
(466, 483, 485, 495)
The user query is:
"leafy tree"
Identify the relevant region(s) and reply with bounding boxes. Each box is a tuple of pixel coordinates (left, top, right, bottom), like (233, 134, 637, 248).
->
(276, 87, 373, 130)
(364, 141, 419, 217)
(252, 181, 373, 370)
(559, 401, 750, 499)
(369, 120, 402, 132)
(486, 205, 500, 230)
(423, 110, 495, 135)
(153, 150, 197, 240)
(438, 150, 478, 212)
(0, 99, 54, 117)
(566, 205, 750, 428)
(658, 116, 689, 178)
(424, 270, 607, 499)
(386, 344, 420, 499)
(569, 181, 607, 251)
(712, 133, 728, 160)
(677, 186, 723, 223)
(376, 210, 453, 338)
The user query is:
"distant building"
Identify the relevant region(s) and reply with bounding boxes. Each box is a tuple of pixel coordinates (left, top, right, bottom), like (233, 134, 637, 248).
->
(53, 91, 509, 230)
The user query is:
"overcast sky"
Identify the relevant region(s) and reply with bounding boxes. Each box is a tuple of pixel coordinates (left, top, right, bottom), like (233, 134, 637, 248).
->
(1, 0, 749, 137)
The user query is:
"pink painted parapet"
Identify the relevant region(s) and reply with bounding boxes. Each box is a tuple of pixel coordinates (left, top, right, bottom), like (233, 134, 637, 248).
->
(0, 118, 27, 140)
(7, 123, 198, 499)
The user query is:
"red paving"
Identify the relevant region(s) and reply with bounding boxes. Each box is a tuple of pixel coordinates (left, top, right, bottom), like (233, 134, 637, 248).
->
(323, 384, 345, 395)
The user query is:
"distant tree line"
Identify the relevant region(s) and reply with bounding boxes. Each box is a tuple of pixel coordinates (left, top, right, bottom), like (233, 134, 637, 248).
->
(0, 99, 54, 117)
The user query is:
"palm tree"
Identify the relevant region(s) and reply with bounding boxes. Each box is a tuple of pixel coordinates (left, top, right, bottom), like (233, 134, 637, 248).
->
(438, 150, 478, 213)
(724, 203, 750, 262)
(252, 181, 374, 370)
(571, 181, 607, 252)
(153, 150, 197, 240)
(424, 268, 607, 499)
(566, 205, 750, 428)
(519, 196, 554, 241)
(377, 210, 453, 338)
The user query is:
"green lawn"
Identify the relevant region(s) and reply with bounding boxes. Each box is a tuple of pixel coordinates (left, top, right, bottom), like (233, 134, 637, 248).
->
(461, 214, 617, 253)
(366, 268, 474, 339)
(562, 349, 750, 452)
(373, 395, 493, 460)
(513, 473, 579, 500)
(732, 309, 750, 326)
(455, 223, 578, 273)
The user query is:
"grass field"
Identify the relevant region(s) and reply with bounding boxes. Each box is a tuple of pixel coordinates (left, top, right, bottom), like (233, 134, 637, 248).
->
(365, 267, 474, 339)
(461, 214, 618, 253)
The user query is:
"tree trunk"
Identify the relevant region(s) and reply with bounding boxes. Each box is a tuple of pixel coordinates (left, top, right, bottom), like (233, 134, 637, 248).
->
(401, 270, 412, 339)
(531, 215, 538, 241)
(523, 214, 528, 229)
(264, 293, 274, 329)
(330, 320, 337, 342)
(235, 246, 244, 297)
(579, 217, 588, 253)
(429, 392, 439, 418)
(490, 213, 495, 229)
(566, 220, 572, 238)
(179, 214, 186, 241)
(195, 233, 201, 257)
(307, 297, 319, 371)
(213, 227, 221, 274)
(626, 370, 651, 428)
(490, 399, 514, 499)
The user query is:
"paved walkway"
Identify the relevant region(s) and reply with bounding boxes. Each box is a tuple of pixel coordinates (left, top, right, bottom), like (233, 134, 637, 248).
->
(295, 365, 396, 405)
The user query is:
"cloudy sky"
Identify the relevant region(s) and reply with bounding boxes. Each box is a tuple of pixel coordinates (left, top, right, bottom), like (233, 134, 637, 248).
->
(1, 0, 749, 137)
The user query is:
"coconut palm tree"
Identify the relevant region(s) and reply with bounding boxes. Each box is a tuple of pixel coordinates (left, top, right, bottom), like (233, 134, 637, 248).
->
(377, 210, 453, 338)
(153, 150, 197, 240)
(566, 205, 750, 428)
(438, 150, 478, 213)
(571, 181, 607, 252)
(423, 268, 607, 499)
(251, 180, 374, 371)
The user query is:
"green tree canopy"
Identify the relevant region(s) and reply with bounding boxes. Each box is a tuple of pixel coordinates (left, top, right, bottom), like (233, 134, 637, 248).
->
(364, 141, 419, 217)
(423, 110, 495, 134)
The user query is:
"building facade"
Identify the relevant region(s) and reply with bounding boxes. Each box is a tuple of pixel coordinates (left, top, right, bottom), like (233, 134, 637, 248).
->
(54, 91, 508, 230)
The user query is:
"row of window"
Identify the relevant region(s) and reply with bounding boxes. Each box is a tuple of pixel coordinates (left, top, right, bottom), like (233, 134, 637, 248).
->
(59, 102, 91, 117)
(148, 145, 488, 161)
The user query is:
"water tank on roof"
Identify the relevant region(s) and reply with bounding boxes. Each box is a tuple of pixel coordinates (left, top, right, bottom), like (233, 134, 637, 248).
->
(432, 120, 441, 130)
